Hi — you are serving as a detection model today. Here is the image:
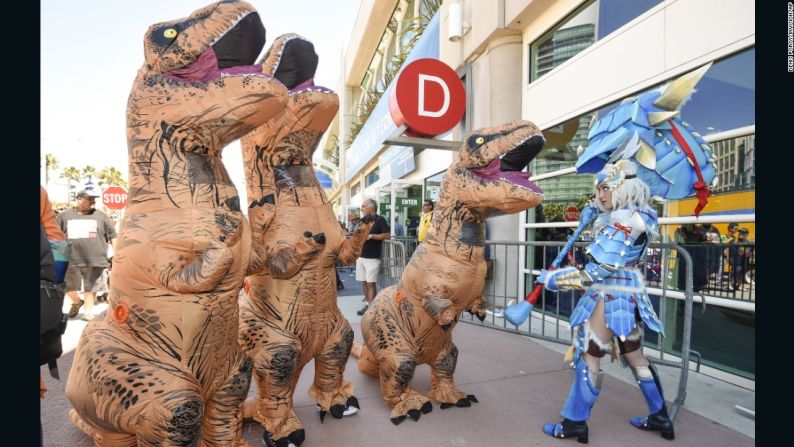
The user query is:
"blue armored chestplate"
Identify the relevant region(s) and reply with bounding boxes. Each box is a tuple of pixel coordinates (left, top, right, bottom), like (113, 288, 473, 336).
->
(586, 207, 657, 270)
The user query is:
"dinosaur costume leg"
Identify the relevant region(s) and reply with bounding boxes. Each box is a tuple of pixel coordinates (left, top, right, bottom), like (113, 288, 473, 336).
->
(376, 351, 433, 425)
(249, 334, 306, 442)
(309, 319, 358, 418)
(201, 355, 254, 447)
(428, 342, 478, 408)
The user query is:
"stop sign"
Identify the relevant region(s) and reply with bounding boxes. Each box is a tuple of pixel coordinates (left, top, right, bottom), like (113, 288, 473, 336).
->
(564, 206, 581, 222)
(102, 186, 128, 210)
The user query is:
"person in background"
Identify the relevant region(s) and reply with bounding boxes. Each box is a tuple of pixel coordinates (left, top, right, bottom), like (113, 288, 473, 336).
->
(730, 228, 753, 290)
(674, 224, 708, 293)
(417, 200, 434, 242)
(57, 188, 116, 321)
(720, 222, 739, 286)
(698, 223, 722, 282)
(356, 199, 390, 315)
(393, 215, 405, 237)
(40, 186, 67, 447)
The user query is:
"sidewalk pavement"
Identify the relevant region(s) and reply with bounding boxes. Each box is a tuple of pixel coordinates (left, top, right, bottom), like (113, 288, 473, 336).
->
(42, 286, 754, 446)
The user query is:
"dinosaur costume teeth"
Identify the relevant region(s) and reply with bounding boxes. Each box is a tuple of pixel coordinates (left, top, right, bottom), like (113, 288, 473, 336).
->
(65, 2, 290, 445)
(355, 120, 544, 424)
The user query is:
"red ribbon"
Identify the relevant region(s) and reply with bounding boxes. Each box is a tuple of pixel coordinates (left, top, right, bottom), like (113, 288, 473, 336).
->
(669, 121, 711, 217)
(612, 223, 633, 238)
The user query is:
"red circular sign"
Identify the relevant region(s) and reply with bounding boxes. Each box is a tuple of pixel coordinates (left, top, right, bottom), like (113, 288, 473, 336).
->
(564, 206, 581, 222)
(389, 58, 466, 137)
(102, 186, 128, 210)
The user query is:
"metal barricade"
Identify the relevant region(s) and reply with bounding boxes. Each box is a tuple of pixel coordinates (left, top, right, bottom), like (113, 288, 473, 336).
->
(378, 239, 406, 290)
(393, 236, 419, 260)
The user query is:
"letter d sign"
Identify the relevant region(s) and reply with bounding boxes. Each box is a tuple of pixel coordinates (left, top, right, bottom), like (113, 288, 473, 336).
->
(418, 74, 450, 118)
(390, 58, 465, 137)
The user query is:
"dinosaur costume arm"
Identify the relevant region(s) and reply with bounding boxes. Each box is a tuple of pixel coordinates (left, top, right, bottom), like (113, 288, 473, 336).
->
(246, 200, 275, 276)
(159, 229, 241, 294)
(265, 233, 325, 279)
(337, 218, 375, 265)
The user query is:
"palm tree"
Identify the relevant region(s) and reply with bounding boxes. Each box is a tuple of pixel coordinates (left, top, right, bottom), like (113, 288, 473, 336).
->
(60, 166, 82, 203)
(44, 154, 59, 189)
(98, 166, 127, 188)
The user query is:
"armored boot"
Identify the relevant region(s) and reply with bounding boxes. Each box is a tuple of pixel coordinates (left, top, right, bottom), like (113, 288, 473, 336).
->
(543, 354, 603, 443)
(630, 363, 675, 440)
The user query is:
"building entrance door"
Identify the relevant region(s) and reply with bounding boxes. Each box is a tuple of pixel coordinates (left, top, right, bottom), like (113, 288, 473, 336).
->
(378, 179, 423, 238)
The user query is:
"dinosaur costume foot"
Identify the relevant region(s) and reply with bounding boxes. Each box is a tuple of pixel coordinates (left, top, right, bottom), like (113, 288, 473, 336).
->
(309, 381, 356, 419)
(428, 379, 478, 409)
(389, 389, 433, 425)
(256, 411, 304, 446)
(263, 428, 305, 447)
(439, 394, 479, 409)
(318, 396, 360, 422)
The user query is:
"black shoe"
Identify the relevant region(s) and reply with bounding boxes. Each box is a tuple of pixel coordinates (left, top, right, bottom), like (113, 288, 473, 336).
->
(356, 305, 368, 316)
(543, 418, 589, 443)
(631, 406, 675, 440)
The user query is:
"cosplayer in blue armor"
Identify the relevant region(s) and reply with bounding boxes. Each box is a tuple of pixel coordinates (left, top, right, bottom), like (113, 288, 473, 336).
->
(538, 64, 717, 443)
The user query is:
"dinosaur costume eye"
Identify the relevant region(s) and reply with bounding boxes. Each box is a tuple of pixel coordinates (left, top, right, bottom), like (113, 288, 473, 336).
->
(163, 28, 178, 38)
(475, 137, 485, 145)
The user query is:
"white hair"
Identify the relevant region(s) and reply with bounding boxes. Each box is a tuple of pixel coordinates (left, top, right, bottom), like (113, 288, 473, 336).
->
(596, 161, 651, 212)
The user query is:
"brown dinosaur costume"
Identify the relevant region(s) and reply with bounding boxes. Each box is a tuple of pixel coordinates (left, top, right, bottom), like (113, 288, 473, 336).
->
(355, 121, 545, 424)
(64, 3, 323, 445)
(238, 34, 374, 447)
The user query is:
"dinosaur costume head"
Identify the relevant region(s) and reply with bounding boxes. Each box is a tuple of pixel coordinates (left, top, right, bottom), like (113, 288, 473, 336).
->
(127, 0, 288, 212)
(241, 33, 337, 181)
(444, 121, 545, 219)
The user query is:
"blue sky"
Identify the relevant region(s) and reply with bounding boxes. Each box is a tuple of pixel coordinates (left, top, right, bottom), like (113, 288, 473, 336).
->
(41, 0, 361, 204)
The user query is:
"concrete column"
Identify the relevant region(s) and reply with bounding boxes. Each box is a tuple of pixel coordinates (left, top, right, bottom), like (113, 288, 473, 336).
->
(473, 34, 526, 305)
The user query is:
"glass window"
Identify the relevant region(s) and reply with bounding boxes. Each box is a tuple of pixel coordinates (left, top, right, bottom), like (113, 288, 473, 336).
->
(423, 170, 446, 202)
(365, 167, 380, 187)
(350, 182, 361, 198)
(529, 0, 662, 82)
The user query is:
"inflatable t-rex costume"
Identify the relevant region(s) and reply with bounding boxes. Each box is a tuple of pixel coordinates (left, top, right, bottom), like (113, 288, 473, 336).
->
(65, 2, 322, 445)
(355, 121, 545, 424)
(238, 34, 374, 447)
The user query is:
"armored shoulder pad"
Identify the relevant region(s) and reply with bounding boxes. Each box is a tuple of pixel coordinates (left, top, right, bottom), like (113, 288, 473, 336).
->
(634, 206, 659, 236)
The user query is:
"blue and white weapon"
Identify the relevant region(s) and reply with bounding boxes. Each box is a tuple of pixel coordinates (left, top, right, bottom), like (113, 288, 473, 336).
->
(504, 203, 598, 326)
